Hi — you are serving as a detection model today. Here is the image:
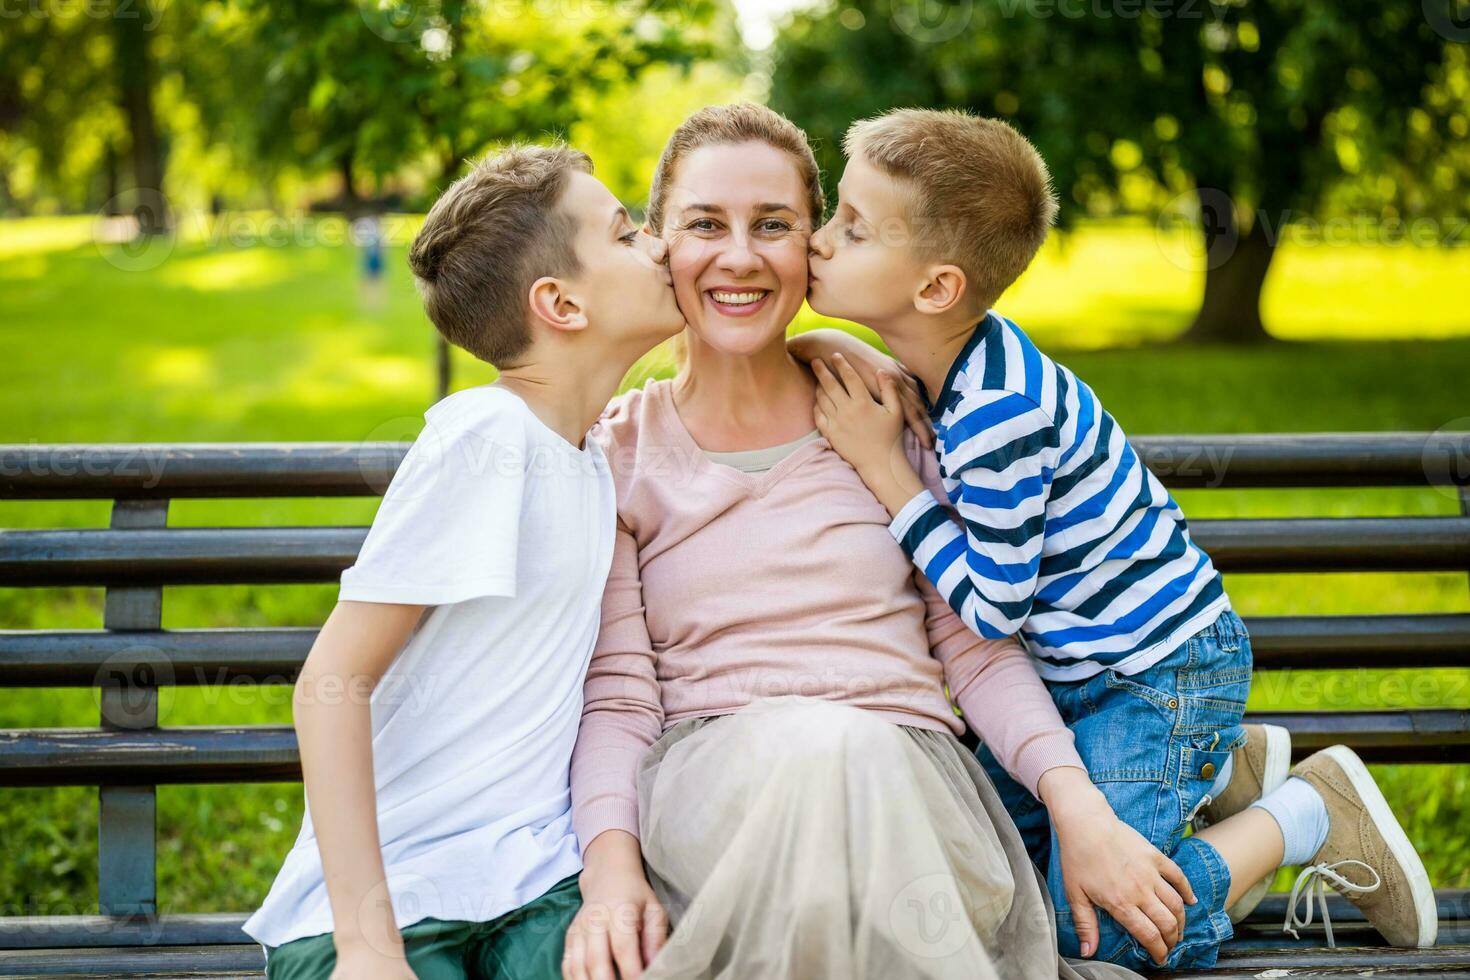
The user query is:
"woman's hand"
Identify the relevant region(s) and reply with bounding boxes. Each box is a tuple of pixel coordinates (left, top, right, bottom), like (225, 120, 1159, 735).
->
(1039, 767, 1195, 965)
(812, 354, 927, 518)
(563, 831, 668, 980)
(788, 328, 933, 448)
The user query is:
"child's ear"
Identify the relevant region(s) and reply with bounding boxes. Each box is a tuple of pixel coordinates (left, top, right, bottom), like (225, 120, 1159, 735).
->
(913, 265, 968, 315)
(527, 276, 590, 335)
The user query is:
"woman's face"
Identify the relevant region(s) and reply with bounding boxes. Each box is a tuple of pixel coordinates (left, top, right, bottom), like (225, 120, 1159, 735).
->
(660, 141, 813, 357)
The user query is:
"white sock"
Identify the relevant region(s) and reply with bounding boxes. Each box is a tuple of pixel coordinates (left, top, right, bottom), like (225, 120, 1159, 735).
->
(1251, 776, 1330, 867)
(1207, 754, 1234, 800)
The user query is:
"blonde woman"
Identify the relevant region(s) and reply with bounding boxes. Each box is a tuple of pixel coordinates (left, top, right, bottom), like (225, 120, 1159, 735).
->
(562, 105, 1166, 980)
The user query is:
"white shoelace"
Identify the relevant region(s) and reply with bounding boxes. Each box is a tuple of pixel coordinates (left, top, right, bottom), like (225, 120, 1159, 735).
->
(1282, 859, 1382, 947)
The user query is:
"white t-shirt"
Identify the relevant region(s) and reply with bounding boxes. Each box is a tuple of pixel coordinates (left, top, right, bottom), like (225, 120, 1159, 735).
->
(243, 385, 617, 949)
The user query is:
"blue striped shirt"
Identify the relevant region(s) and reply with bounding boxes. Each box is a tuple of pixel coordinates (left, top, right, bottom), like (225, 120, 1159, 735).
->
(891, 311, 1229, 681)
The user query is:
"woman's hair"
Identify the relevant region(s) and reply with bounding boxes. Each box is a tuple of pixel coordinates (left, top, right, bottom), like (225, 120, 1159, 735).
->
(646, 103, 825, 233)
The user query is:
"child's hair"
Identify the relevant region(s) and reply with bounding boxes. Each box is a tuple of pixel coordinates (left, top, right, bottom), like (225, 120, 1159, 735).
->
(844, 108, 1058, 310)
(646, 103, 824, 235)
(409, 143, 593, 368)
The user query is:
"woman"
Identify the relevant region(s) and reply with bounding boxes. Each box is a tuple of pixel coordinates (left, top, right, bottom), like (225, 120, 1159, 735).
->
(562, 104, 1144, 980)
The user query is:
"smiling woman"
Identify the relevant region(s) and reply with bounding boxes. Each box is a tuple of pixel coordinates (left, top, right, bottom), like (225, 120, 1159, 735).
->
(560, 104, 1141, 980)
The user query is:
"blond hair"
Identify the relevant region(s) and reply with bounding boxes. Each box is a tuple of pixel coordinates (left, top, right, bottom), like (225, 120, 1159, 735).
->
(845, 108, 1057, 309)
(647, 103, 824, 234)
(409, 143, 592, 368)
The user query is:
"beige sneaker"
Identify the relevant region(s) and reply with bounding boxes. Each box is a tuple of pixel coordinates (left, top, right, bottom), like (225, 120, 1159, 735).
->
(1283, 745, 1437, 948)
(1194, 723, 1292, 923)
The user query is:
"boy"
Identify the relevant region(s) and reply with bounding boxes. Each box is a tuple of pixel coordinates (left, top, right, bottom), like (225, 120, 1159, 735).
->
(806, 108, 1436, 970)
(242, 143, 686, 979)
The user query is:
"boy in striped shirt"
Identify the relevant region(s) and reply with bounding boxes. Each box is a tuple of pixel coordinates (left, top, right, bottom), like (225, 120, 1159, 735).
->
(806, 108, 1435, 969)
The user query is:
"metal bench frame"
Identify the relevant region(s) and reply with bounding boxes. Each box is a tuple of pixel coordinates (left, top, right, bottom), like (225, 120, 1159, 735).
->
(1, 434, 1468, 977)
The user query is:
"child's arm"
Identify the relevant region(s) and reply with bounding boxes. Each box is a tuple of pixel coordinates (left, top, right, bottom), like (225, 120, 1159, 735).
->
(815, 356, 1054, 641)
(293, 599, 426, 978)
(566, 523, 668, 980)
(790, 329, 934, 448)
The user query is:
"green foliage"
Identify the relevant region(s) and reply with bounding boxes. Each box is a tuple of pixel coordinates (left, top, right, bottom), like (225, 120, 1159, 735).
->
(769, 0, 1470, 222)
(0, 0, 733, 214)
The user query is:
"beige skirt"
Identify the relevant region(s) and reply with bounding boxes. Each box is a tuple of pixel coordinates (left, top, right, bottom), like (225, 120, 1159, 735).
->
(635, 696, 1141, 980)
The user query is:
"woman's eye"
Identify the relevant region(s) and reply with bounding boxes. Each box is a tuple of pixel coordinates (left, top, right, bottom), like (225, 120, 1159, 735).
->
(686, 219, 718, 232)
(759, 219, 792, 234)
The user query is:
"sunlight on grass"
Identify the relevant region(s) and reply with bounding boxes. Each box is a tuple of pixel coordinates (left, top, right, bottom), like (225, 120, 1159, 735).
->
(157, 248, 292, 291)
(0, 216, 96, 260)
(991, 220, 1470, 347)
(144, 346, 215, 388)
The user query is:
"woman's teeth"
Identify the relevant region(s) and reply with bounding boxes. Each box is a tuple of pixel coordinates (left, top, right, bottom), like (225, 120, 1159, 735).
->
(710, 290, 768, 305)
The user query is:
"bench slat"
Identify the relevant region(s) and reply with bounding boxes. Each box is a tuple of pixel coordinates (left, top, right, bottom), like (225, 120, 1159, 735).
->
(1, 892, 1461, 950)
(5, 434, 1468, 498)
(1, 713, 1465, 786)
(3, 615, 1467, 687)
(3, 518, 1467, 587)
(15, 942, 1469, 979)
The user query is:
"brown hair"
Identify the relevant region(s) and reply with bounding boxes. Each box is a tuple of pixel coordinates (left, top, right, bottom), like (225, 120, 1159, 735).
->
(646, 103, 824, 235)
(408, 143, 592, 368)
(845, 108, 1057, 309)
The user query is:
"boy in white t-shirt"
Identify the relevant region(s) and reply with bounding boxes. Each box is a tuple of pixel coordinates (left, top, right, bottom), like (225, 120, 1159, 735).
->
(242, 144, 686, 980)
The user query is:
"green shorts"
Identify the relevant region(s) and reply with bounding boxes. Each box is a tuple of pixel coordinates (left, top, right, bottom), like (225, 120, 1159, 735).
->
(263, 874, 580, 980)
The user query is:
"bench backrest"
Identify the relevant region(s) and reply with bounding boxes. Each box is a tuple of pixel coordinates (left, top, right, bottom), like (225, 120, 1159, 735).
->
(1, 435, 1467, 947)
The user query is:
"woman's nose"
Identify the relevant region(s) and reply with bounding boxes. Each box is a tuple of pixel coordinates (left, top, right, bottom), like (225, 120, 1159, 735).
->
(718, 235, 761, 275)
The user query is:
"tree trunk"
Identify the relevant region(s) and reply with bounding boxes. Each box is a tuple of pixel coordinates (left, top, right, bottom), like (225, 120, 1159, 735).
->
(339, 152, 359, 215)
(113, 0, 167, 235)
(1181, 204, 1276, 344)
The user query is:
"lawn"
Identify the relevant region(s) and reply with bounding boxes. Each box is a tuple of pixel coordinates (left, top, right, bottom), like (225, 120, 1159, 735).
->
(1, 215, 1467, 917)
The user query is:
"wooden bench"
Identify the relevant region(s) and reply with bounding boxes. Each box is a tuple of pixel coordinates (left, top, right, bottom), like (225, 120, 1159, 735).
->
(1, 435, 1468, 978)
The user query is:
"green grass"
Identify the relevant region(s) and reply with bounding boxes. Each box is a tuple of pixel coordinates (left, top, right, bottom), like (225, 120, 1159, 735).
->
(2, 214, 1468, 916)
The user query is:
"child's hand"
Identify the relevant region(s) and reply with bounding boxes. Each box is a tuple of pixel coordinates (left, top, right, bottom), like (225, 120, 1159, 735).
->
(813, 354, 927, 517)
(563, 832, 668, 980)
(789, 328, 933, 448)
(813, 354, 906, 475)
(1041, 770, 1195, 965)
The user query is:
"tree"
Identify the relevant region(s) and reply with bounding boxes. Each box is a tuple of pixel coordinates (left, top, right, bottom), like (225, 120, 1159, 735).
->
(233, 0, 725, 208)
(770, 0, 1469, 343)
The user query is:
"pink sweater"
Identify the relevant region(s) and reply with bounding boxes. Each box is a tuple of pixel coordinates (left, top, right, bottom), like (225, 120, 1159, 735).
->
(570, 379, 1084, 845)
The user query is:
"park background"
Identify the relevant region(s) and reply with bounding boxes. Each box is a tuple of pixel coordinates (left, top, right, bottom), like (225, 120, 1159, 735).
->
(2, 0, 1468, 919)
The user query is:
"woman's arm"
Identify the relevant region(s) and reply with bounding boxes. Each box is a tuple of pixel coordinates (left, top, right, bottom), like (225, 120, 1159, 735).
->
(293, 599, 425, 979)
(566, 522, 668, 980)
(904, 434, 1191, 962)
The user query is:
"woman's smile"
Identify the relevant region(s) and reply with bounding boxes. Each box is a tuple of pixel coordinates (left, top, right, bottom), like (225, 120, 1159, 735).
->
(704, 285, 773, 317)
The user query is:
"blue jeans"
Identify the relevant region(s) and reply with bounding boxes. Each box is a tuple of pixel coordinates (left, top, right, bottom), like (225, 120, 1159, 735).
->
(976, 608, 1251, 971)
